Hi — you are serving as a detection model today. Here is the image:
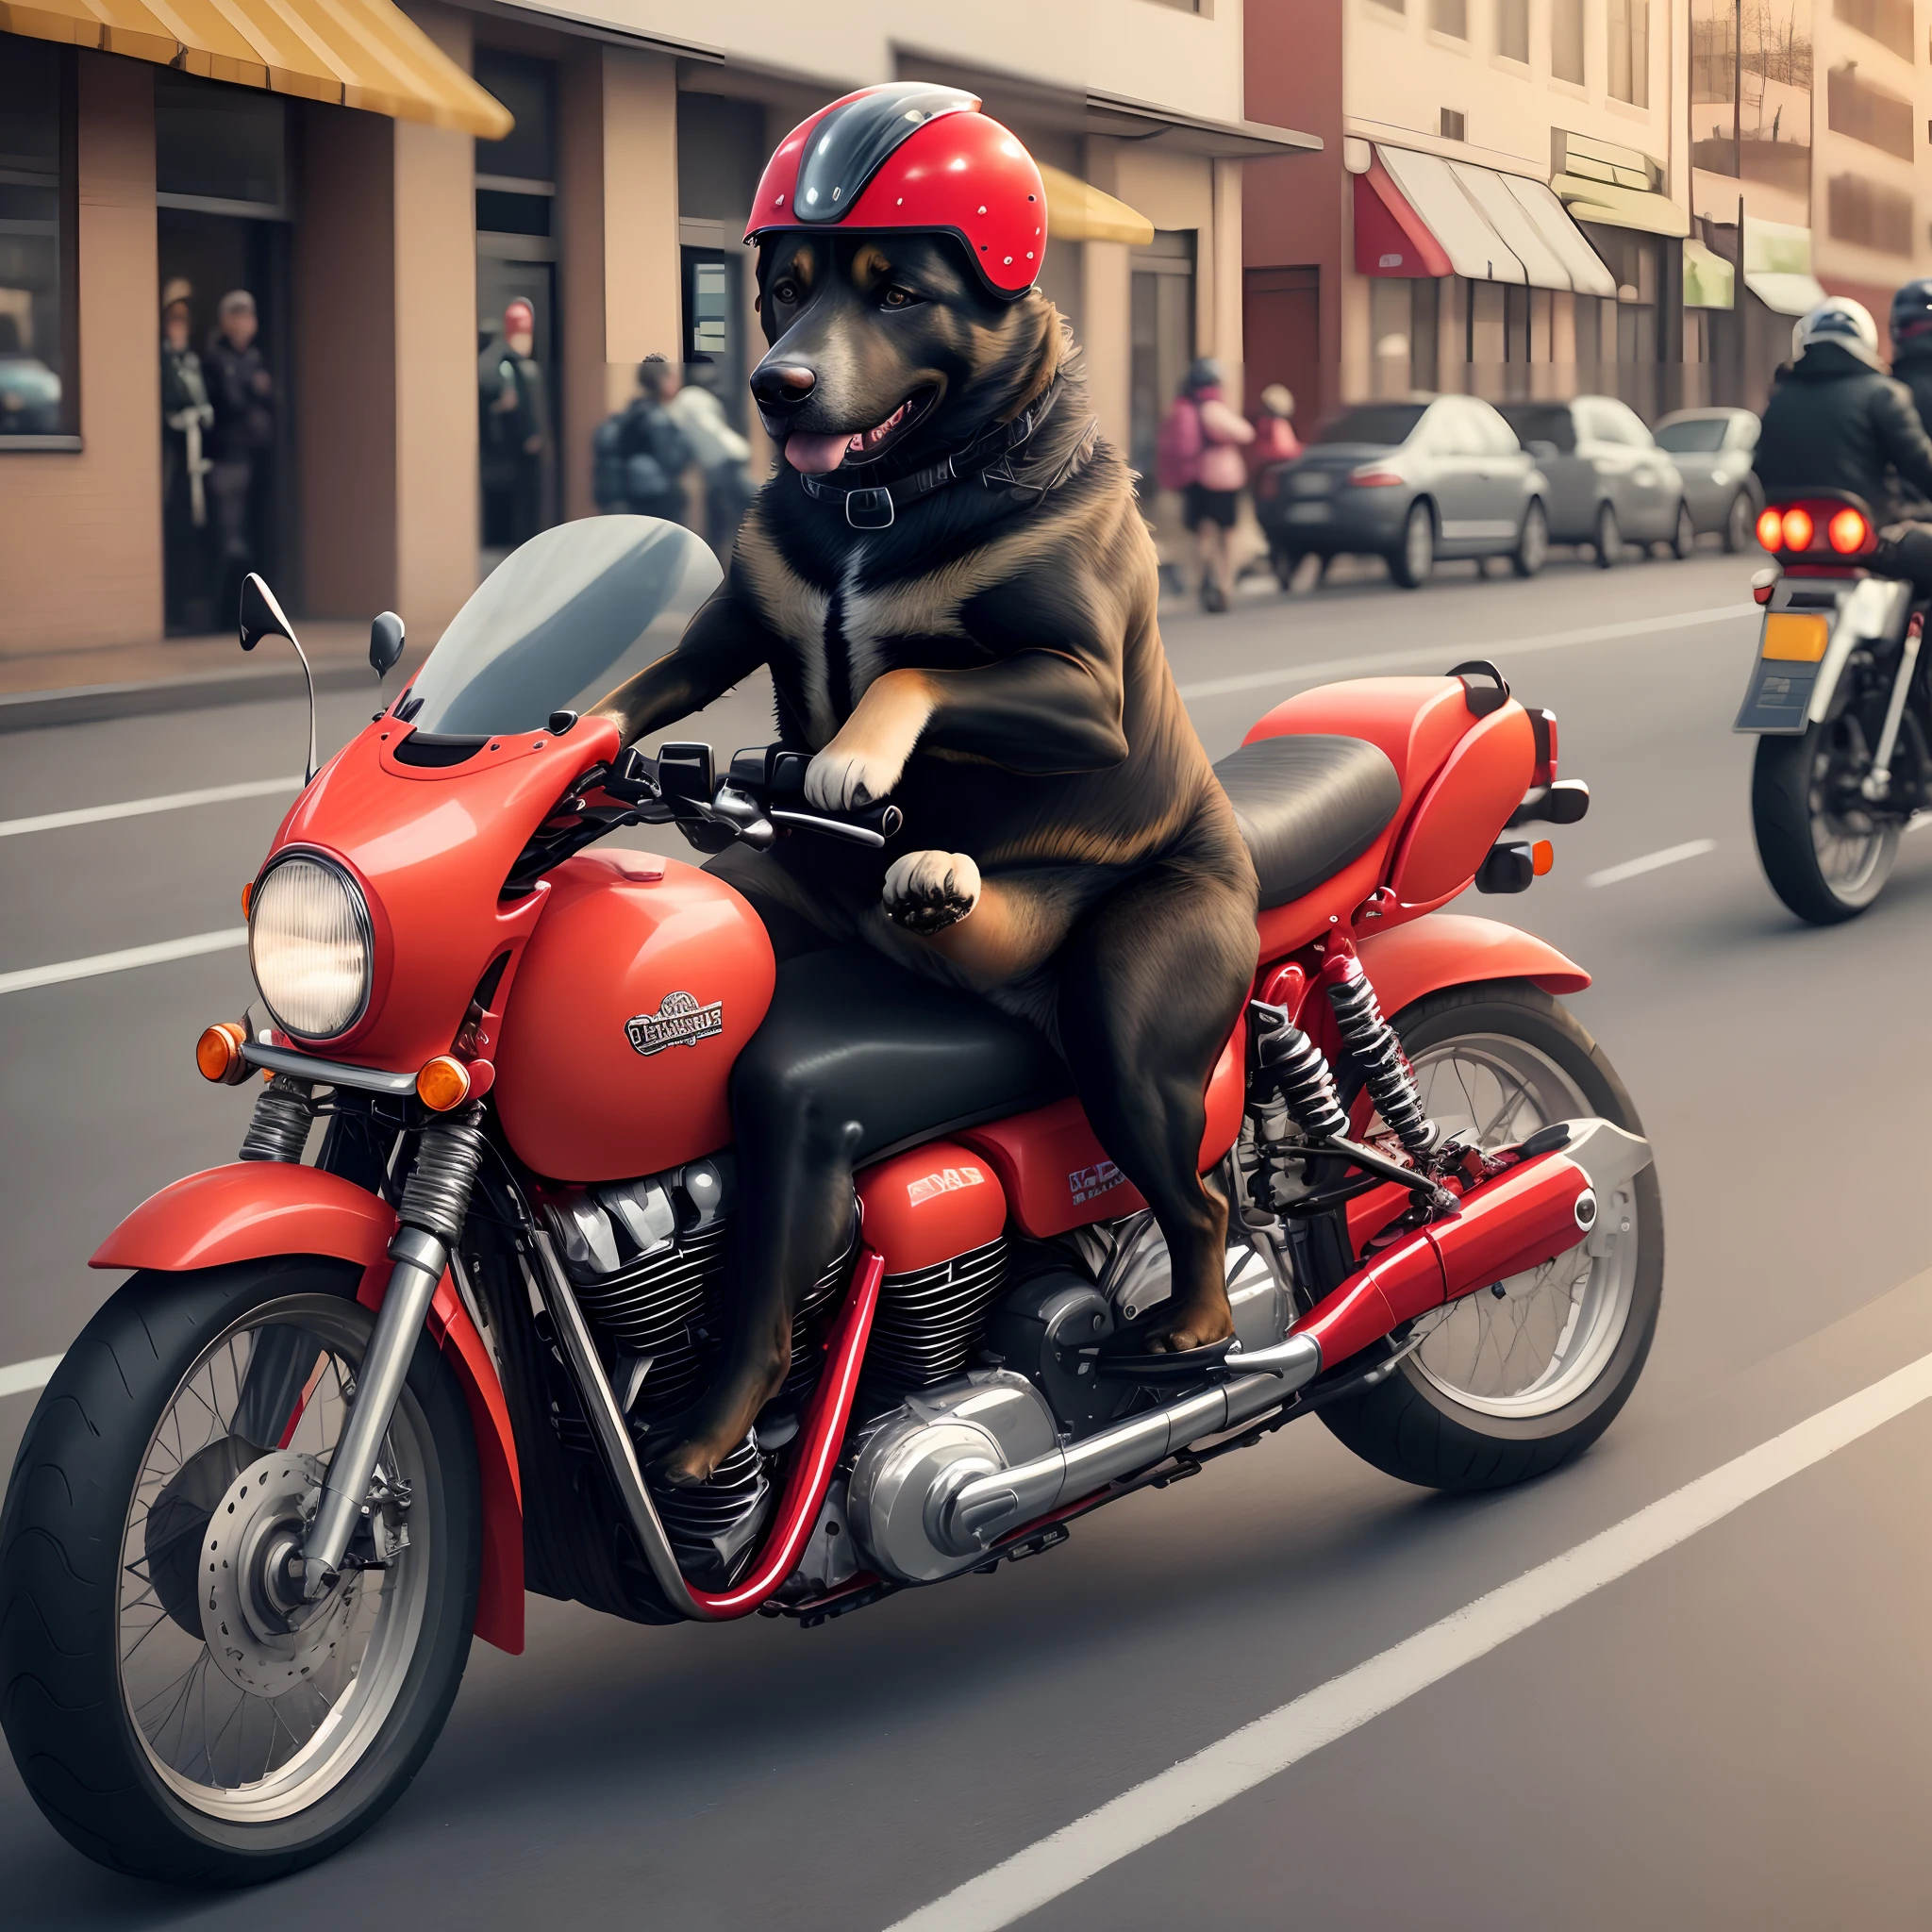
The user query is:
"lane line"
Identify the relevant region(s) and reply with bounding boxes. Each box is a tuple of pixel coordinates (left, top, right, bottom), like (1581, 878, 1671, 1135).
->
(1584, 839, 1717, 889)
(885, 1346, 1932, 1932)
(1174, 602, 1756, 702)
(0, 927, 248, 996)
(0, 775, 301, 841)
(0, 1357, 61, 1401)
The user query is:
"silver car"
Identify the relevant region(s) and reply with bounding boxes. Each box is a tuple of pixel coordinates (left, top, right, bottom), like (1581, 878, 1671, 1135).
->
(1253, 395, 1550, 591)
(1654, 407, 1763, 553)
(1496, 396, 1692, 567)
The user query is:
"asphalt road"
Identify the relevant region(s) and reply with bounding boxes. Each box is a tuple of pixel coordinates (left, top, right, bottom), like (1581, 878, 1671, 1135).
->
(8, 542, 1932, 1928)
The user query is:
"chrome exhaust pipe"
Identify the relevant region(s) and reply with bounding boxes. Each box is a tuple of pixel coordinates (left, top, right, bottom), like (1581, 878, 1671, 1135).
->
(939, 1333, 1322, 1557)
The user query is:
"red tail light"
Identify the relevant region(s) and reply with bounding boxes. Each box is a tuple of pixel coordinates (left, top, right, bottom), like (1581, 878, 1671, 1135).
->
(1780, 507, 1814, 552)
(1349, 467, 1403, 488)
(1827, 507, 1869, 554)
(1757, 508, 1783, 551)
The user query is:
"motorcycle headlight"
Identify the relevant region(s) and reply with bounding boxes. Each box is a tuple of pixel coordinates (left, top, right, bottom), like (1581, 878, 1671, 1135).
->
(248, 854, 373, 1040)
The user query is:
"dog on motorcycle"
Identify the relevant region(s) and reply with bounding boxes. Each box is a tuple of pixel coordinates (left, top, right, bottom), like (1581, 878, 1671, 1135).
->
(594, 85, 1259, 1486)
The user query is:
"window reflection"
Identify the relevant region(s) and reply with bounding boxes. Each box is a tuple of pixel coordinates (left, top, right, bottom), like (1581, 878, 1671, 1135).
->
(0, 43, 71, 441)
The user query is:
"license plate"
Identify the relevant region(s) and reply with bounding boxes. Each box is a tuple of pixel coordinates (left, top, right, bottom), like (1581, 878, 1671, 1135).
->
(1289, 472, 1331, 497)
(1287, 503, 1331, 524)
(1734, 657, 1819, 733)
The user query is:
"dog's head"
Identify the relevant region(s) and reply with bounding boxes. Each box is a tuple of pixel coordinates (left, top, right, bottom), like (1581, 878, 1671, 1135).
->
(750, 231, 1055, 478)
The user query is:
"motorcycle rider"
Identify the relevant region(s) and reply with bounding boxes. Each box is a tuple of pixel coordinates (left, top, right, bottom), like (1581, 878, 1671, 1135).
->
(1887, 278, 1932, 516)
(1754, 296, 1932, 521)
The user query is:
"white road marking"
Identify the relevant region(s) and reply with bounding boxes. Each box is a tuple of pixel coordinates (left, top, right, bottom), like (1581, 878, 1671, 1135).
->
(0, 1356, 60, 1401)
(1584, 839, 1718, 889)
(0, 926, 248, 996)
(885, 1346, 1932, 1932)
(1175, 602, 1756, 702)
(0, 774, 301, 841)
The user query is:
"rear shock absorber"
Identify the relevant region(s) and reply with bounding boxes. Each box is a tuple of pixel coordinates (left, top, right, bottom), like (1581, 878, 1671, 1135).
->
(1248, 1002, 1349, 1142)
(1324, 956, 1439, 1159)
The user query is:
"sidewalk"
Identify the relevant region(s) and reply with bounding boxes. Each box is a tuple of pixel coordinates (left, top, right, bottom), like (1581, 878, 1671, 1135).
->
(0, 621, 430, 733)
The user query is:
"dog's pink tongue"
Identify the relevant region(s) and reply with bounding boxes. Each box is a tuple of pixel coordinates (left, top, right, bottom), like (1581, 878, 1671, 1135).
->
(785, 432, 850, 475)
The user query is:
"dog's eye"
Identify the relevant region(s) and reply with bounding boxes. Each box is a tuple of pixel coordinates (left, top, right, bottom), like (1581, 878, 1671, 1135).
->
(771, 278, 802, 306)
(880, 286, 924, 310)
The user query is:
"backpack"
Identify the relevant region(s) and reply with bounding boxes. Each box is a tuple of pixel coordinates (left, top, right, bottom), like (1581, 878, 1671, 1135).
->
(1155, 397, 1203, 491)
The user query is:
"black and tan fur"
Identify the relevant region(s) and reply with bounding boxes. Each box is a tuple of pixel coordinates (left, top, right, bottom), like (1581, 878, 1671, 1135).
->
(594, 231, 1258, 1485)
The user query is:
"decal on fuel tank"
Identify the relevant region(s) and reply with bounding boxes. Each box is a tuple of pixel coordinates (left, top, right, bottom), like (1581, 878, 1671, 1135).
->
(1069, 1159, 1126, 1206)
(625, 990, 724, 1057)
(907, 1163, 986, 1206)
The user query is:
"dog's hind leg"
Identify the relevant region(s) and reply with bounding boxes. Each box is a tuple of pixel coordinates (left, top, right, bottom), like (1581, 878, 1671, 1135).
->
(1055, 855, 1259, 1354)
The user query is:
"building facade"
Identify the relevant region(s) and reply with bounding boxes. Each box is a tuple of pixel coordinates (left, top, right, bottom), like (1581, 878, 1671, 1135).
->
(0, 0, 1316, 658)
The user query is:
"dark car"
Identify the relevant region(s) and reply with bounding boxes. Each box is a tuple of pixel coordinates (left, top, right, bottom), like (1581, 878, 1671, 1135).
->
(1254, 395, 1549, 591)
(1496, 396, 1691, 567)
(1653, 407, 1762, 552)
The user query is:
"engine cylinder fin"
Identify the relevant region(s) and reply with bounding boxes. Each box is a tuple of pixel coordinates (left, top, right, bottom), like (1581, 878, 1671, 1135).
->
(861, 1237, 1008, 1400)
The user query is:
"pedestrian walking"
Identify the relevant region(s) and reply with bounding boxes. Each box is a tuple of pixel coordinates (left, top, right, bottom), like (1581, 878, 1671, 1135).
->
(159, 282, 213, 630)
(592, 354, 694, 525)
(667, 356, 757, 557)
(1251, 384, 1302, 466)
(479, 299, 550, 548)
(1156, 357, 1253, 612)
(203, 290, 274, 625)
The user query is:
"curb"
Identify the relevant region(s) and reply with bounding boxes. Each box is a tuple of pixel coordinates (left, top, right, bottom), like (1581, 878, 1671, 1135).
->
(0, 657, 399, 734)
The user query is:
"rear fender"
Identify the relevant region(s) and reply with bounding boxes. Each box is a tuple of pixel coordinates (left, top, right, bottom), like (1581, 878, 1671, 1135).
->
(92, 1163, 525, 1655)
(1355, 913, 1589, 1018)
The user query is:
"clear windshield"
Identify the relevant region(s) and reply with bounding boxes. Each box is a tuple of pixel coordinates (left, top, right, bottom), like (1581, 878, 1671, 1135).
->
(400, 517, 723, 736)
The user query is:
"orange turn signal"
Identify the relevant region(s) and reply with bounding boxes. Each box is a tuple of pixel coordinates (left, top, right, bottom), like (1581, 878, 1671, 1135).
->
(1531, 840, 1554, 877)
(240, 881, 253, 918)
(1781, 507, 1815, 553)
(195, 1022, 250, 1085)
(417, 1055, 472, 1111)
(1757, 508, 1784, 551)
(1827, 507, 1869, 555)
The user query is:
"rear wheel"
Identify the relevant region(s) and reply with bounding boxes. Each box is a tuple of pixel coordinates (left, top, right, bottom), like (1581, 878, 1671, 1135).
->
(1724, 491, 1757, 555)
(0, 1258, 480, 1884)
(1322, 983, 1662, 1491)
(1751, 724, 1900, 924)
(1669, 501, 1696, 559)
(1592, 500, 1620, 568)
(1511, 500, 1549, 578)
(1389, 501, 1435, 590)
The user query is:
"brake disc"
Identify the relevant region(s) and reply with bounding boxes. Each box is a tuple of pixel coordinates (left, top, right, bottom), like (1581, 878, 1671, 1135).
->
(199, 1450, 362, 1700)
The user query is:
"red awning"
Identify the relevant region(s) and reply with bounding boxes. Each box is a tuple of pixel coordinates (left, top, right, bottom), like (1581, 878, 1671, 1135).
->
(1353, 158, 1452, 278)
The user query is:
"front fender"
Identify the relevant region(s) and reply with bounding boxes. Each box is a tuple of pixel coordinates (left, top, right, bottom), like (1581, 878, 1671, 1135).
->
(92, 1163, 525, 1655)
(1356, 913, 1589, 1019)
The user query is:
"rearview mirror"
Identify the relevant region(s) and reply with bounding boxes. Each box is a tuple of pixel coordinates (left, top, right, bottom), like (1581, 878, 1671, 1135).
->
(239, 573, 296, 654)
(370, 610, 406, 678)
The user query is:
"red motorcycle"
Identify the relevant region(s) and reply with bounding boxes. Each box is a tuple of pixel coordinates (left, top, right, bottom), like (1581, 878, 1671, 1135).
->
(0, 519, 1659, 1883)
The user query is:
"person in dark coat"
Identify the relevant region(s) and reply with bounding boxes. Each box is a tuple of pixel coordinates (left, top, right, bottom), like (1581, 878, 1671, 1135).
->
(1754, 296, 1932, 519)
(160, 285, 213, 629)
(591, 354, 693, 524)
(203, 290, 275, 623)
(479, 298, 550, 547)
(1886, 279, 1932, 516)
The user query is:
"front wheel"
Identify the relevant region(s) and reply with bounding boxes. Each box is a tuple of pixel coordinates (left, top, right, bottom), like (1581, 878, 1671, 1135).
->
(1389, 500, 1435, 590)
(1669, 500, 1696, 559)
(0, 1258, 480, 1884)
(1322, 982, 1663, 1491)
(1511, 499, 1549, 578)
(1751, 724, 1901, 924)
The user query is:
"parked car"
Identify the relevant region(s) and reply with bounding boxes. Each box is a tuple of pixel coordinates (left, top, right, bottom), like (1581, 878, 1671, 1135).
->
(1495, 396, 1690, 567)
(1653, 407, 1762, 552)
(1253, 395, 1550, 591)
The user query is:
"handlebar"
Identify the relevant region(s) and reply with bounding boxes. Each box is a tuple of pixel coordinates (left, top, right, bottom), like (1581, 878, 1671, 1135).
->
(602, 741, 904, 851)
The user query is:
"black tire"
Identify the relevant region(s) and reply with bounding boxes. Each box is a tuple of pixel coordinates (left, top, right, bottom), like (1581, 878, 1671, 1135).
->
(1272, 548, 1302, 591)
(1723, 491, 1757, 555)
(1321, 982, 1663, 1492)
(0, 1258, 480, 1885)
(1592, 500, 1620, 568)
(1389, 500, 1435, 590)
(1511, 499, 1549, 578)
(1669, 500, 1696, 559)
(1751, 726, 1900, 924)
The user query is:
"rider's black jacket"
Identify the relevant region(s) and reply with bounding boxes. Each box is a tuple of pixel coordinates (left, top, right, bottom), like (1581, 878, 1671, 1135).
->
(1753, 341, 1932, 520)
(1889, 340, 1932, 515)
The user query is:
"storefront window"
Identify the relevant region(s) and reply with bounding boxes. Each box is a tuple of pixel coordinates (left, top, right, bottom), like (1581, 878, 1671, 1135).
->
(1129, 230, 1195, 491)
(1608, 0, 1650, 108)
(0, 42, 76, 445)
(1553, 0, 1587, 83)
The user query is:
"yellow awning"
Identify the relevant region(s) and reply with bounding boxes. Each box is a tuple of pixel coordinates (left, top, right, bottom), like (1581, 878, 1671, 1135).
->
(0, 0, 510, 137)
(1037, 164, 1156, 247)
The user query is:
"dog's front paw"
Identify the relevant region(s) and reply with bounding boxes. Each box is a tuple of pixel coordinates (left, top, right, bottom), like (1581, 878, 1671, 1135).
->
(883, 850, 981, 934)
(805, 747, 900, 813)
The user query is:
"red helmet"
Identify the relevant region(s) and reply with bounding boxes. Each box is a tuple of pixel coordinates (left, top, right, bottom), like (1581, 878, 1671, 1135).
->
(744, 83, 1046, 299)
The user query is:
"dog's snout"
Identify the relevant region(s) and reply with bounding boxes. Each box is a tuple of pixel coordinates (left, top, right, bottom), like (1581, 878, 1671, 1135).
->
(752, 363, 817, 410)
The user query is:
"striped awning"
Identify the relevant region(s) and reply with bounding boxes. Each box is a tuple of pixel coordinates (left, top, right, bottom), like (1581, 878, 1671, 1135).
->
(0, 0, 510, 138)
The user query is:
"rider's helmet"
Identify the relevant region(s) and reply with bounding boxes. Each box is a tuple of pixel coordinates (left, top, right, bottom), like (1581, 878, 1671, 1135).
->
(1791, 296, 1882, 369)
(1890, 277, 1932, 350)
(743, 82, 1046, 299)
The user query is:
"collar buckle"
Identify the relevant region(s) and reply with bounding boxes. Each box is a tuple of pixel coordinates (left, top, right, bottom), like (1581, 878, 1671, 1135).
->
(844, 486, 895, 530)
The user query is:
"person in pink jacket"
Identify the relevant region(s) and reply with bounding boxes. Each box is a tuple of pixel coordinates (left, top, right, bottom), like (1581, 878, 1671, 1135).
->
(1156, 358, 1255, 612)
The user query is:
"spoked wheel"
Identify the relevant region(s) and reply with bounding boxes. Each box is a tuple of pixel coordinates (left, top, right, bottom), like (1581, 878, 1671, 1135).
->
(0, 1259, 479, 1884)
(1322, 982, 1663, 1491)
(1752, 722, 1901, 924)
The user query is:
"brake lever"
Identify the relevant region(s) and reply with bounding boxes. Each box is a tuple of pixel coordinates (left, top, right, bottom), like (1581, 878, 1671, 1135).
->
(768, 802, 903, 848)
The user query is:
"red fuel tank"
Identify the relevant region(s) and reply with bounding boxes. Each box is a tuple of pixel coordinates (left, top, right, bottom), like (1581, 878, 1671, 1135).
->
(492, 849, 775, 1182)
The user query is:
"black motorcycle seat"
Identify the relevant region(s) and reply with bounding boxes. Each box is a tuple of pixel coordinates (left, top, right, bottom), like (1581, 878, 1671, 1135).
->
(1212, 733, 1403, 910)
(732, 945, 1073, 1165)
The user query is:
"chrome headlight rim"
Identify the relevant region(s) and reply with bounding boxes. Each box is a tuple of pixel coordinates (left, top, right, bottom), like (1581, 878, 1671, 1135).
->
(248, 848, 375, 1042)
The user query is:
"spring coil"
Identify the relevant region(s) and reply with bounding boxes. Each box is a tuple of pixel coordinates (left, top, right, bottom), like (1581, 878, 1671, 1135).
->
(1249, 1004, 1349, 1141)
(238, 1075, 316, 1163)
(1324, 958, 1438, 1158)
(398, 1103, 488, 1243)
